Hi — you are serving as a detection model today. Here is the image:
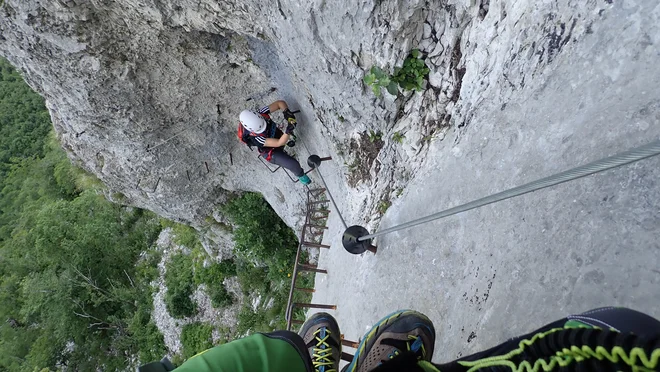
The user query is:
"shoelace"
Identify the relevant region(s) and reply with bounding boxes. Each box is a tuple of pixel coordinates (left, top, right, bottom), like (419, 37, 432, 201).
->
(312, 328, 336, 372)
(387, 335, 426, 360)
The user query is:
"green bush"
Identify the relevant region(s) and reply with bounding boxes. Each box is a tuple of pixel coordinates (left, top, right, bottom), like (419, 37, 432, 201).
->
(126, 302, 167, 363)
(171, 223, 201, 249)
(193, 258, 236, 308)
(236, 262, 270, 295)
(363, 66, 398, 97)
(194, 259, 237, 286)
(180, 322, 214, 359)
(236, 303, 270, 335)
(363, 49, 430, 97)
(204, 215, 234, 233)
(221, 193, 316, 336)
(165, 222, 237, 313)
(164, 229, 237, 315)
(378, 200, 392, 214)
(0, 58, 52, 180)
(392, 131, 405, 144)
(221, 192, 298, 280)
(164, 254, 196, 318)
(207, 284, 234, 308)
(368, 130, 382, 143)
(392, 49, 430, 92)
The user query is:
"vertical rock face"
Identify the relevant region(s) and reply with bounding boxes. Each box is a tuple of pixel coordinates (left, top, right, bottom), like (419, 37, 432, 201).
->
(0, 0, 276, 225)
(0, 0, 603, 230)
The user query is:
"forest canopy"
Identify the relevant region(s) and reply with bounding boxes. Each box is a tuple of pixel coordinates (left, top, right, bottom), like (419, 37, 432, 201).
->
(0, 57, 166, 371)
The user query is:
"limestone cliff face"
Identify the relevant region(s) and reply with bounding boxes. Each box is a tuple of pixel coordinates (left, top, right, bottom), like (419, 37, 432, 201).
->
(0, 0, 601, 242)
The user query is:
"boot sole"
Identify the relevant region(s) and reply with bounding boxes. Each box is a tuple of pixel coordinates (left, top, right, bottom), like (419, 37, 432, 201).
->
(345, 310, 435, 372)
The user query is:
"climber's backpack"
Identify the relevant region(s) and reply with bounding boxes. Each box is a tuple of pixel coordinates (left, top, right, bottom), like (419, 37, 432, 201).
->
(237, 123, 258, 150)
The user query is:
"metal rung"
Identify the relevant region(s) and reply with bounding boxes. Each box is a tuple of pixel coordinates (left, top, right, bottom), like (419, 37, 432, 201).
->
(307, 230, 324, 236)
(308, 200, 330, 205)
(302, 242, 330, 248)
(341, 352, 354, 362)
(295, 287, 316, 293)
(308, 209, 331, 214)
(308, 188, 326, 197)
(292, 319, 304, 325)
(342, 339, 360, 348)
(308, 214, 330, 221)
(298, 265, 327, 274)
(293, 303, 337, 310)
(257, 154, 302, 183)
(305, 224, 328, 230)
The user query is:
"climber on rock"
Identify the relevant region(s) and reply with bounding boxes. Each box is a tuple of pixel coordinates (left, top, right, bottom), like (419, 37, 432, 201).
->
(238, 100, 311, 185)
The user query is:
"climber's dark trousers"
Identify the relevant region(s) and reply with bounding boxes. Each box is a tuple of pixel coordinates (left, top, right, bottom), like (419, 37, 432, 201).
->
(266, 148, 304, 177)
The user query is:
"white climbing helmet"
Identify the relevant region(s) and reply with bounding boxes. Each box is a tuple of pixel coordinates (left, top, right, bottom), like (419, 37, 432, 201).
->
(239, 110, 266, 134)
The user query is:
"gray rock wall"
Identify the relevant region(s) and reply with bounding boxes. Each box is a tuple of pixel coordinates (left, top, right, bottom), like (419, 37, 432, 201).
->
(0, 0, 603, 233)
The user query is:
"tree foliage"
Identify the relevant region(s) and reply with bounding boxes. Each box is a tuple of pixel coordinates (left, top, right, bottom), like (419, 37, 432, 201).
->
(0, 57, 165, 371)
(222, 192, 298, 277)
(165, 253, 197, 318)
(222, 192, 311, 334)
(0, 58, 51, 179)
(180, 322, 214, 359)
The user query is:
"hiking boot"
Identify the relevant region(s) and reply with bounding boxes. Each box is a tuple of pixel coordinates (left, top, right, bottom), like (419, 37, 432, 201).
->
(299, 174, 312, 185)
(299, 312, 341, 372)
(345, 310, 435, 372)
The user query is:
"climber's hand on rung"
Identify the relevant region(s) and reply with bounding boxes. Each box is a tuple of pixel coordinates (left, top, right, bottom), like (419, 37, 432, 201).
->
(285, 123, 296, 134)
(283, 109, 297, 126)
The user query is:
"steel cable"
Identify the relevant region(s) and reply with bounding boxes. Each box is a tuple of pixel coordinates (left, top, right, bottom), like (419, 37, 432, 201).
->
(358, 139, 660, 241)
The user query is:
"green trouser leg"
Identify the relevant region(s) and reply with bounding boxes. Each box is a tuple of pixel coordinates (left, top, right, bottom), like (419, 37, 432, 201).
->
(174, 331, 312, 372)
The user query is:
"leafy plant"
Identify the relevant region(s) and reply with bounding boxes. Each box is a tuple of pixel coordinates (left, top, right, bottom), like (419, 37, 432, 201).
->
(392, 49, 430, 92)
(180, 322, 214, 359)
(171, 223, 201, 249)
(221, 192, 298, 278)
(194, 259, 237, 287)
(111, 192, 127, 204)
(221, 192, 316, 335)
(363, 49, 430, 97)
(164, 253, 197, 318)
(392, 131, 405, 144)
(0, 58, 51, 180)
(363, 66, 398, 97)
(368, 130, 382, 143)
(194, 259, 236, 308)
(378, 200, 392, 214)
(126, 300, 167, 363)
(207, 285, 234, 308)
